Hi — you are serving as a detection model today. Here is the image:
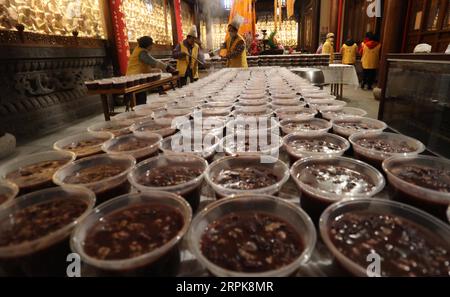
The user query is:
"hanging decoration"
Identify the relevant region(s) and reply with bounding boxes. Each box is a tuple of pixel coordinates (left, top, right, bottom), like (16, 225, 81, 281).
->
(227, 0, 256, 37)
(287, 0, 296, 18)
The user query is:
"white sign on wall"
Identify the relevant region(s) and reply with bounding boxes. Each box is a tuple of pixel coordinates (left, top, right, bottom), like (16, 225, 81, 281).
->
(367, 0, 382, 18)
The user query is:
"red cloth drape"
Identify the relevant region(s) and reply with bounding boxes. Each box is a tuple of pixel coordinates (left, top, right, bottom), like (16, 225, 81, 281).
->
(109, 0, 130, 75)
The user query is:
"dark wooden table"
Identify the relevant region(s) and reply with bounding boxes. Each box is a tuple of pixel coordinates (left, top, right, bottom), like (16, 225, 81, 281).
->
(87, 75, 179, 121)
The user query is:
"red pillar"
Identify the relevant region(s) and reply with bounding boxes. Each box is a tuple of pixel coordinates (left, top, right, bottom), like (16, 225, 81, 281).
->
(336, 0, 344, 50)
(108, 0, 130, 75)
(172, 0, 183, 44)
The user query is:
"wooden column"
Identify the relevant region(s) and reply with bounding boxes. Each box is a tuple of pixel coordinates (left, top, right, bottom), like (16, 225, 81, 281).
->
(206, 13, 213, 50)
(296, 4, 302, 51)
(378, 0, 409, 91)
(193, 0, 201, 39)
(312, 0, 322, 52)
(329, 0, 339, 37)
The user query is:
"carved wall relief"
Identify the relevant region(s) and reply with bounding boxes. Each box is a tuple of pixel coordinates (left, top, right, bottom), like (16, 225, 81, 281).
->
(0, 43, 112, 140)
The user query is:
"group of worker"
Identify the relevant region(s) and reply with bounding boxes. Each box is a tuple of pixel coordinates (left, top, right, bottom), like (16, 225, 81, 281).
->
(126, 15, 382, 106)
(126, 15, 248, 106)
(321, 32, 381, 90)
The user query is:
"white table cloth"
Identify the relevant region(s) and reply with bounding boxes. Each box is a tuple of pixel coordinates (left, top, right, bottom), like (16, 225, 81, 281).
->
(320, 64, 359, 87)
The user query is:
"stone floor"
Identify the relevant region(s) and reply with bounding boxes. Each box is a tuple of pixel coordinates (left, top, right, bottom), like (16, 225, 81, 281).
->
(0, 85, 379, 165)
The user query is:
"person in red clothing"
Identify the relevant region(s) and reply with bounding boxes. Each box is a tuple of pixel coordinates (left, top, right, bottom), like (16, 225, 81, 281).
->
(360, 32, 381, 90)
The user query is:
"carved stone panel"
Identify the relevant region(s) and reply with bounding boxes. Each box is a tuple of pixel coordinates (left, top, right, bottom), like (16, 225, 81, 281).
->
(0, 38, 112, 140)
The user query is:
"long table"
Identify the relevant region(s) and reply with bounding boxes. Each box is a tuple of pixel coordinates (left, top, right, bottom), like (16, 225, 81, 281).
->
(87, 75, 179, 121)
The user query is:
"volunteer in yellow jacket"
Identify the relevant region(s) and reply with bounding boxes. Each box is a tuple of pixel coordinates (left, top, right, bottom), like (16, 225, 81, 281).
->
(322, 33, 335, 64)
(220, 15, 248, 68)
(173, 26, 204, 86)
(340, 39, 358, 65)
(360, 32, 381, 90)
(127, 36, 175, 105)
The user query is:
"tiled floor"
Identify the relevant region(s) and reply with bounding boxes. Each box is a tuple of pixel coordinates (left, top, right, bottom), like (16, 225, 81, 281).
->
(0, 85, 379, 164)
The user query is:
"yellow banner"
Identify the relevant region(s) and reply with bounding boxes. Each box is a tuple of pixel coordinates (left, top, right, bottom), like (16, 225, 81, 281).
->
(287, 0, 296, 18)
(228, 0, 255, 37)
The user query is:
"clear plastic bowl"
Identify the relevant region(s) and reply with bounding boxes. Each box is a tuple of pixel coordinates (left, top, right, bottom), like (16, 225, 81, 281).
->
(203, 101, 234, 108)
(53, 154, 135, 204)
(0, 150, 76, 194)
(233, 107, 273, 118)
(303, 93, 336, 100)
(168, 100, 204, 109)
(235, 103, 271, 111)
(234, 104, 271, 113)
(271, 93, 297, 100)
(153, 108, 193, 119)
(332, 116, 388, 138)
(322, 107, 368, 121)
(316, 105, 346, 113)
(275, 107, 316, 121)
(382, 155, 450, 220)
(220, 133, 283, 157)
(160, 133, 220, 162)
(244, 88, 267, 94)
(146, 101, 168, 110)
(349, 132, 426, 167)
(319, 198, 450, 276)
(207, 96, 237, 103)
(304, 98, 336, 105)
(133, 105, 159, 117)
(131, 119, 177, 138)
(284, 133, 350, 161)
(238, 98, 269, 106)
(178, 118, 226, 139)
(70, 191, 192, 275)
(205, 155, 290, 197)
(280, 118, 332, 135)
(0, 186, 95, 276)
(291, 156, 385, 202)
(111, 111, 150, 122)
(128, 154, 208, 210)
(188, 194, 316, 277)
(308, 99, 347, 111)
(54, 131, 114, 159)
(0, 179, 19, 207)
(271, 98, 303, 107)
(291, 156, 385, 221)
(226, 117, 280, 136)
(102, 132, 162, 162)
(240, 93, 266, 100)
(198, 105, 233, 117)
(87, 120, 134, 137)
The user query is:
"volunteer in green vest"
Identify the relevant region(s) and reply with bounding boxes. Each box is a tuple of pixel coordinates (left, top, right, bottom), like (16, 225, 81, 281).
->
(173, 26, 204, 86)
(127, 36, 175, 105)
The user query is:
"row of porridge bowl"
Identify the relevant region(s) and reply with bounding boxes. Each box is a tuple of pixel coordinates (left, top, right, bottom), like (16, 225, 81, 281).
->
(0, 70, 449, 277)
